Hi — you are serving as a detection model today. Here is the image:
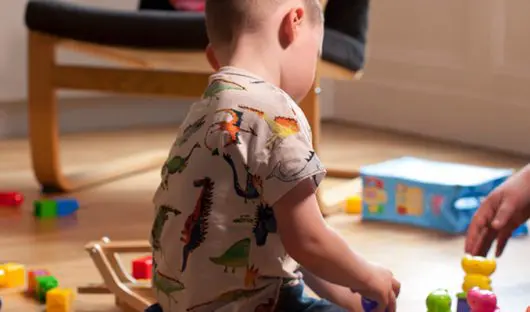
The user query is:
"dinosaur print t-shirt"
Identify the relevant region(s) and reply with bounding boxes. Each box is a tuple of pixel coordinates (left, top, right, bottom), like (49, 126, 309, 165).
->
(151, 66, 326, 312)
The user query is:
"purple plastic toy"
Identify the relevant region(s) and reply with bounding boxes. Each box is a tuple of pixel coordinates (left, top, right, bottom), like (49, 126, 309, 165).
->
(362, 297, 389, 312)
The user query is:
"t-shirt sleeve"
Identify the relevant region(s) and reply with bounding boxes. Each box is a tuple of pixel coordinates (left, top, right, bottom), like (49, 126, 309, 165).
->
(244, 103, 327, 207)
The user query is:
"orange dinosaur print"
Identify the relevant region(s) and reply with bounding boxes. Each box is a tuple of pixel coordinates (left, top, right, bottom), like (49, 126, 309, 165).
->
(244, 264, 260, 288)
(204, 108, 256, 154)
(238, 105, 300, 148)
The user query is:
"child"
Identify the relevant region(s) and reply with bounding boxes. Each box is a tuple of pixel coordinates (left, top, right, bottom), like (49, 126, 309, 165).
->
(465, 164, 530, 258)
(149, 0, 400, 311)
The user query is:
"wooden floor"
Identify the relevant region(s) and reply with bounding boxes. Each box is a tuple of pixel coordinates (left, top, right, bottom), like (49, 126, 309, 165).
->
(0, 122, 529, 311)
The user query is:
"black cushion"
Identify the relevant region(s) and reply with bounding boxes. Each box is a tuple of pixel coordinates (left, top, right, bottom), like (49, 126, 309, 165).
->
(25, 0, 367, 71)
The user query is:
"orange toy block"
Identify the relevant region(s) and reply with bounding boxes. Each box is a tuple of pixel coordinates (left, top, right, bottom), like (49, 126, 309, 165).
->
(0, 263, 26, 288)
(27, 269, 50, 294)
(46, 287, 75, 312)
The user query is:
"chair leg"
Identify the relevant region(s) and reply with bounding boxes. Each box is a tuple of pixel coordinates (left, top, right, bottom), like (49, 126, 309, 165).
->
(27, 32, 168, 193)
(299, 79, 359, 180)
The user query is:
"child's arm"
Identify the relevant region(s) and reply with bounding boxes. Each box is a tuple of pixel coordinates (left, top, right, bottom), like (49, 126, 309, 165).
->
(273, 178, 400, 312)
(299, 266, 363, 311)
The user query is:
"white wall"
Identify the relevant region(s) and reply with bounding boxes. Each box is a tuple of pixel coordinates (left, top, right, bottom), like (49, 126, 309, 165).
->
(0, 0, 335, 138)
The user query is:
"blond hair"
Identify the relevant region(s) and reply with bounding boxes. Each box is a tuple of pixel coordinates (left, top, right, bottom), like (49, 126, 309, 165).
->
(205, 0, 322, 45)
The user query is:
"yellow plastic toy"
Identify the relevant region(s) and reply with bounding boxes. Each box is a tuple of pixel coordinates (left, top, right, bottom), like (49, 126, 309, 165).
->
(345, 195, 362, 214)
(0, 263, 26, 288)
(461, 255, 496, 293)
(46, 287, 75, 312)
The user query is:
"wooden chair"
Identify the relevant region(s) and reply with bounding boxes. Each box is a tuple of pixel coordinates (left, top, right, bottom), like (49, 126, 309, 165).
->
(24, 0, 368, 194)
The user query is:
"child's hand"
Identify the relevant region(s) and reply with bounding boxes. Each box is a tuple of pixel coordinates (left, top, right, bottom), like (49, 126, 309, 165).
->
(465, 164, 530, 257)
(353, 263, 400, 312)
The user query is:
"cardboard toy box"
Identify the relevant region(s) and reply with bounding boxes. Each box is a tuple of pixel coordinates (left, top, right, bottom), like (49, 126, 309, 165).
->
(360, 157, 514, 234)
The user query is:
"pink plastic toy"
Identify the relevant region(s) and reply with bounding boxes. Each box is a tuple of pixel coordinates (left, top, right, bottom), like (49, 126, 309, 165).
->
(467, 287, 499, 312)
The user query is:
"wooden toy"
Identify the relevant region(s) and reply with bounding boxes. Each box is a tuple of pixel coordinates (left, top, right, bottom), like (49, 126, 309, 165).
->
(0, 192, 24, 207)
(78, 237, 153, 312)
(426, 289, 452, 312)
(0, 263, 26, 289)
(36, 275, 58, 302)
(467, 287, 498, 312)
(34, 198, 79, 219)
(46, 287, 75, 312)
(27, 269, 50, 294)
(132, 256, 153, 280)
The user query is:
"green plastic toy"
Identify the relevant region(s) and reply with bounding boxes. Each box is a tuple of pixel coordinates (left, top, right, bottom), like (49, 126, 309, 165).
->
(426, 289, 452, 312)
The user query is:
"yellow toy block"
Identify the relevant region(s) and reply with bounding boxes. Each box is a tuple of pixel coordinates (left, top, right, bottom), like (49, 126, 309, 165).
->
(46, 287, 75, 312)
(0, 263, 26, 288)
(345, 195, 362, 214)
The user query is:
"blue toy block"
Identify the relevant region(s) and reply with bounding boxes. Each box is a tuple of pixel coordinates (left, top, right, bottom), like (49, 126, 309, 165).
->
(55, 198, 79, 217)
(512, 222, 528, 238)
(360, 157, 513, 234)
(456, 296, 470, 312)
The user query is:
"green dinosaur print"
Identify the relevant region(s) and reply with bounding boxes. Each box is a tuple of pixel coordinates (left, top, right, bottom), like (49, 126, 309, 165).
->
(153, 270, 185, 308)
(209, 238, 251, 273)
(151, 205, 182, 251)
(175, 115, 207, 146)
(203, 78, 246, 100)
(186, 284, 269, 312)
(161, 143, 201, 189)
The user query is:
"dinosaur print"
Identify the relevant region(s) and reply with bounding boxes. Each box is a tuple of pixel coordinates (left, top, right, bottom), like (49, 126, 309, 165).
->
(209, 238, 251, 273)
(203, 78, 246, 100)
(153, 270, 185, 307)
(253, 203, 277, 246)
(233, 214, 254, 224)
(267, 150, 323, 182)
(151, 205, 182, 251)
(204, 109, 256, 155)
(244, 265, 260, 288)
(161, 143, 201, 189)
(186, 284, 270, 312)
(181, 177, 214, 272)
(238, 105, 300, 149)
(175, 115, 207, 146)
(223, 153, 262, 203)
(254, 298, 275, 312)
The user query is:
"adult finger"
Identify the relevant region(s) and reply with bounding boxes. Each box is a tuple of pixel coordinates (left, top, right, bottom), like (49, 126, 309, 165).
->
(495, 227, 514, 257)
(491, 195, 516, 231)
(465, 194, 498, 254)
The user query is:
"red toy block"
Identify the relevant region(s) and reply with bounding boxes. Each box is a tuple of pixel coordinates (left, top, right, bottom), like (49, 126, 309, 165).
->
(27, 269, 50, 294)
(132, 256, 152, 280)
(0, 192, 24, 207)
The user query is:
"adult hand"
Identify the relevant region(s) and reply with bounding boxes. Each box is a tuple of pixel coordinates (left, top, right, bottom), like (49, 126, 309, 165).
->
(465, 164, 530, 257)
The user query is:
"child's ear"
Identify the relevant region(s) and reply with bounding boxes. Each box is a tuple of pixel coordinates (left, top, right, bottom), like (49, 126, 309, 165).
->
(280, 7, 305, 48)
(206, 44, 220, 71)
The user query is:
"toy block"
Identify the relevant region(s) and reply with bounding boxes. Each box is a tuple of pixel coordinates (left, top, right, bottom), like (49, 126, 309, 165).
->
(345, 195, 362, 214)
(132, 255, 153, 280)
(34, 198, 79, 219)
(56, 199, 79, 217)
(0, 263, 26, 288)
(46, 287, 75, 312)
(27, 269, 50, 294)
(34, 200, 57, 218)
(0, 192, 24, 207)
(36, 275, 58, 303)
(512, 223, 528, 237)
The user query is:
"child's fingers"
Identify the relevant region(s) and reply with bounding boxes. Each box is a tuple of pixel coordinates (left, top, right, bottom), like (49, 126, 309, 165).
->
(492, 200, 516, 231)
(391, 278, 401, 298)
(387, 290, 397, 312)
(495, 229, 512, 257)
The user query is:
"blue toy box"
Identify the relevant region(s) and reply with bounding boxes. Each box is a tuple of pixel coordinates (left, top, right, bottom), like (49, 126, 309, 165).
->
(360, 157, 515, 234)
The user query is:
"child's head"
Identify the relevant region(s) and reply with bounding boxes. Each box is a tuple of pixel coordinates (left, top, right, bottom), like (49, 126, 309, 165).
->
(205, 0, 324, 101)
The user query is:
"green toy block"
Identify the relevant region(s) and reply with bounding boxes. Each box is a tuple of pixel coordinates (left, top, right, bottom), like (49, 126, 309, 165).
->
(456, 291, 467, 299)
(35, 275, 58, 302)
(33, 200, 57, 218)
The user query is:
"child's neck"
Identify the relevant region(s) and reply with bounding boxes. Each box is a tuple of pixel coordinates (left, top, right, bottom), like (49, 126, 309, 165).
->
(223, 37, 282, 87)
